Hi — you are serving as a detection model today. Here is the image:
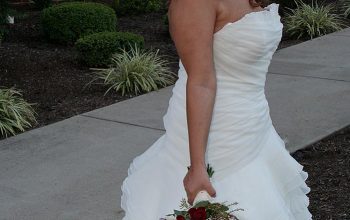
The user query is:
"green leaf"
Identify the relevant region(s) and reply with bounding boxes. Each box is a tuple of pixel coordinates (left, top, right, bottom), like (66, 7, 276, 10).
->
(193, 200, 210, 208)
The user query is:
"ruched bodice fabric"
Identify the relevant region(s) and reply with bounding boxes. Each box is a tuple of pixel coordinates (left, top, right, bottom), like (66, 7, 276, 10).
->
(121, 3, 312, 220)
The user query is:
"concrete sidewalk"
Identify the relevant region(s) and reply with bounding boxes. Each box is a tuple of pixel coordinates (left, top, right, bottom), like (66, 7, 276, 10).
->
(1, 28, 350, 219)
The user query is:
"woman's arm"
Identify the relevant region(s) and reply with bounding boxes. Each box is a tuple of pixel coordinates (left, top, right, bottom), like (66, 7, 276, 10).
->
(168, 0, 217, 205)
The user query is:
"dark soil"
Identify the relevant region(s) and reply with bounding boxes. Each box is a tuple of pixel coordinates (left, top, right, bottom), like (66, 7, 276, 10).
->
(0, 5, 308, 129)
(291, 126, 350, 220)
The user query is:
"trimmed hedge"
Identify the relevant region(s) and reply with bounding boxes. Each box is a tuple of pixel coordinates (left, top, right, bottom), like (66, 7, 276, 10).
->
(41, 2, 117, 44)
(75, 31, 145, 67)
(114, 0, 163, 16)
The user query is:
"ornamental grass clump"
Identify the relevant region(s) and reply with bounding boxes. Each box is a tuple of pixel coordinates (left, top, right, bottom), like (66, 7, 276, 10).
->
(339, 0, 350, 18)
(89, 44, 177, 97)
(0, 88, 37, 138)
(283, 0, 347, 40)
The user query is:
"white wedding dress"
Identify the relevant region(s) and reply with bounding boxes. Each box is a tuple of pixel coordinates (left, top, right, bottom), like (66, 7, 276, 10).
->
(120, 3, 312, 220)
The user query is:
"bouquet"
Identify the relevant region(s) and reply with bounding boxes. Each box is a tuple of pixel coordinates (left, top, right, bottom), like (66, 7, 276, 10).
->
(160, 164, 244, 220)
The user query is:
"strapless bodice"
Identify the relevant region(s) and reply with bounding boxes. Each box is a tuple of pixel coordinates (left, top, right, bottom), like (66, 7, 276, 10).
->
(178, 3, 283, 99)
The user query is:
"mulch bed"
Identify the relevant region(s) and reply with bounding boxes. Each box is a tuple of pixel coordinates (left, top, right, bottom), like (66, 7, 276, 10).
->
(0, 6, 305, 129)
(0, 5, 349, 219)
(292, 126, 350, 220)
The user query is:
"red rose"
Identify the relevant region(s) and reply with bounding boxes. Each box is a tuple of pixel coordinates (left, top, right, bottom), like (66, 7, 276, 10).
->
(176, 215, 185, 220)
(188, 207, 207, 220)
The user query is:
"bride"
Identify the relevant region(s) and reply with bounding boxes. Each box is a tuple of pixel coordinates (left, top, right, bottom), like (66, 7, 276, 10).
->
(120, 0, 312, 219)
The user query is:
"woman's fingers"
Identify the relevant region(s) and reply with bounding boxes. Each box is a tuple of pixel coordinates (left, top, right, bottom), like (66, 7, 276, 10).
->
(207, 183, 217, 198)
(188, 195, 194, 205)
(184, 183, 217, 205)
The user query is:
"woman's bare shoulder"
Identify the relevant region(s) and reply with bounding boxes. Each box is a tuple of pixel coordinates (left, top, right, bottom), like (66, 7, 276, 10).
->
(167, 0, 217, 79)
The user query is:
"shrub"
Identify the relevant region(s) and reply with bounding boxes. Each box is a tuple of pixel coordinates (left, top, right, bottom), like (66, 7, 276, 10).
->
(75, 31, 145, 67)
(88, 45, 177, 96)
(114, 0, 163, 16)
(41, 2, 117, 44)
(33, 0, 52, 10)
(0, 88, 37, 138)
(283, 0, 347, 39)
(0, 0, 9, 42)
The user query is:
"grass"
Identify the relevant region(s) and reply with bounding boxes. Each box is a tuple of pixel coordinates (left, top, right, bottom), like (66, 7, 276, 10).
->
(88, 44, 178, 97)
(283, 0, 348, 39)
(0, 88, 37, 138)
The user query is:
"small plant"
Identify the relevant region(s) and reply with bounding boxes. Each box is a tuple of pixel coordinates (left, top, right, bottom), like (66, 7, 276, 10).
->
(41, 2, 117, 44)
(88, 44, 177, 97)
(339, 0, 350, 18)
(75, 31, 145, 67)
(0, 88, 37, 138)
(113, 0, 164, 16)
(283, 0, 347, 40)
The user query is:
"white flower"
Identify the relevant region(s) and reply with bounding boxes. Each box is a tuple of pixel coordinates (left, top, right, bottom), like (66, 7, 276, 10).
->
(193, 190, 213, 205)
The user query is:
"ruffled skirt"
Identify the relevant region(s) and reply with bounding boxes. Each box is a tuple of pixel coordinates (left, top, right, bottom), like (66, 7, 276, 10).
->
(120, 125, 312, 220)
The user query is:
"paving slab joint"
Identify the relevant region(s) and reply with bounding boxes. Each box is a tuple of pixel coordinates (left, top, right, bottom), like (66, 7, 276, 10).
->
(81, 114, 166, 131)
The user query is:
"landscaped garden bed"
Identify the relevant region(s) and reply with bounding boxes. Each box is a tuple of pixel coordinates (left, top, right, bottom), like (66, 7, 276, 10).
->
(0, 8, 179, 129)
(0, 0, 349, 133)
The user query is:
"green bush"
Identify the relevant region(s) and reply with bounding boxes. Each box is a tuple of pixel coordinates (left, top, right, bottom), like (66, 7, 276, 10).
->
(33, 0, 52, 9)
(0, 88, 37, 138)
(0, 0, 9, 42)
(88, 45, 177, 96)
(75, 31, 145, 67)
(41, 2, 117, 44)
(114, 0, 163, 16)
(283, 0, 347, 39)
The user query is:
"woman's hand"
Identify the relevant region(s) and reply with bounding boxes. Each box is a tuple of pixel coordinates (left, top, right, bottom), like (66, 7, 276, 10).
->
(183, 165, 216, 205)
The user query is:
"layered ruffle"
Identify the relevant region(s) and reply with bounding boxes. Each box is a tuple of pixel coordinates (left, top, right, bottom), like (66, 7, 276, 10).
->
(120, 127, 312, 220)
